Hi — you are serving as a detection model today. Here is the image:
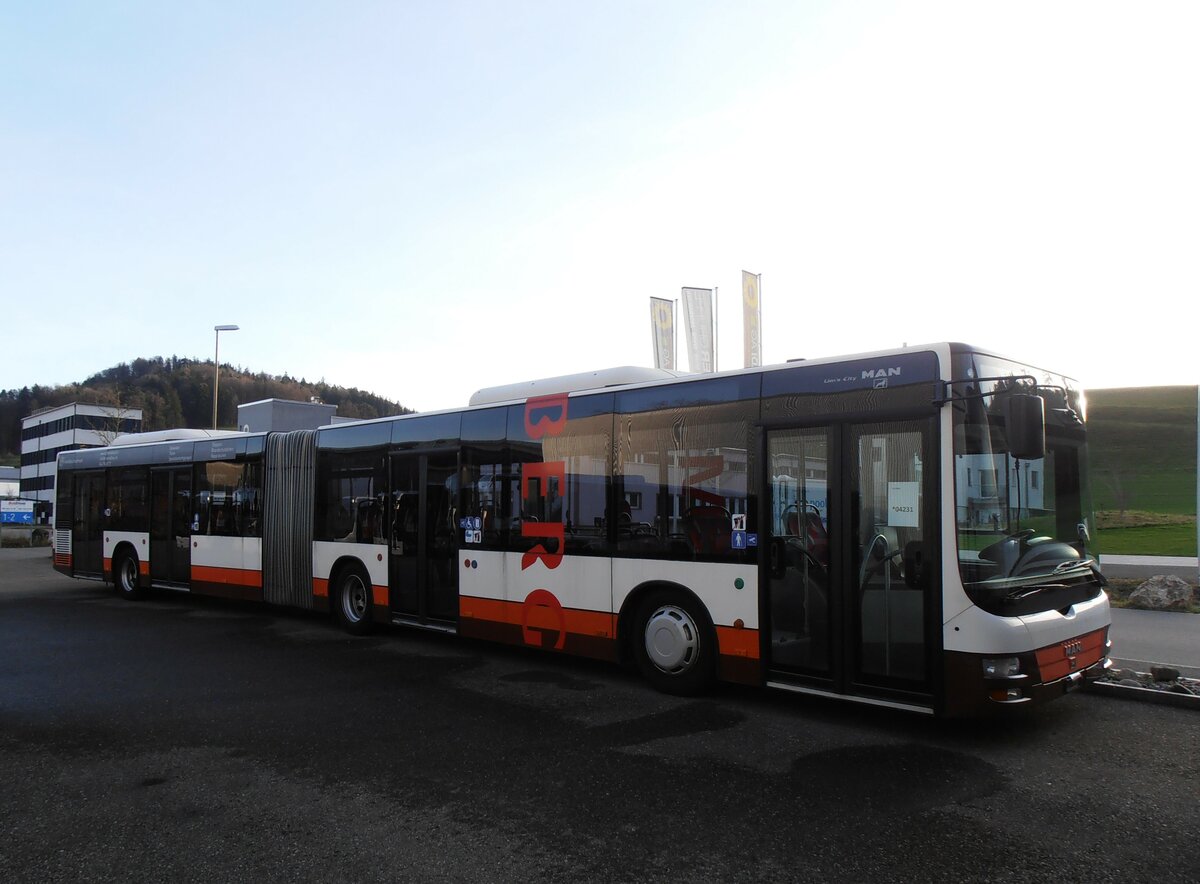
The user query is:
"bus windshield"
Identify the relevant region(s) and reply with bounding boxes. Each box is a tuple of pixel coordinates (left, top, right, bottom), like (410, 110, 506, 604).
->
(951, 352, 1106, 616)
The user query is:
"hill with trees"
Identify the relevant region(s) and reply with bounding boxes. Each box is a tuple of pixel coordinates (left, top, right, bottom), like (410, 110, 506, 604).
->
(0, 357, 411, 460)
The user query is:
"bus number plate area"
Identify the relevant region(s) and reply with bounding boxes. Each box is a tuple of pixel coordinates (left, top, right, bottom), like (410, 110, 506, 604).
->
(1034, 628, 1106, 682)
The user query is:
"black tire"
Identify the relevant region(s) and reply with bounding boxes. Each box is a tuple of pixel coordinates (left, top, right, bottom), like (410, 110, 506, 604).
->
(633, 590, 717, 696)
(333, 564, 374, 636)
(114, 549, 144, 600)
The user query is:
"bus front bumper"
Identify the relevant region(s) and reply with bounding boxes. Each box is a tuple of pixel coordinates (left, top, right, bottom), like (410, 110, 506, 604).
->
(942, 629, 1113, 717)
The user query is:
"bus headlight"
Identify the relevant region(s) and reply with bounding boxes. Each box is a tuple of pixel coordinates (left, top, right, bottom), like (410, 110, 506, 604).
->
(982, 656, 1021, 678)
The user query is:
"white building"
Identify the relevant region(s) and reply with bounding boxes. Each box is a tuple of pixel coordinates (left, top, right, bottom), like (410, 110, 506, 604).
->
(954, 454, 1045, 527)
(20, 403, 143, 511)
(236, 397, 344, 432)
(0, 466, 19, 498)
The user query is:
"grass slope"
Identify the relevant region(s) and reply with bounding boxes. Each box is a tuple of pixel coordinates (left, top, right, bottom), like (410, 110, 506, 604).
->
(1087, 385, 1196, 556)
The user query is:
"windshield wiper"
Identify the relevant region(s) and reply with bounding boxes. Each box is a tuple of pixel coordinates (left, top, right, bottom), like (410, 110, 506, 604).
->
(1005, 584, 1069, 601)
(1060, 557, 1095, 571)
(1002, 560, 1106, 602)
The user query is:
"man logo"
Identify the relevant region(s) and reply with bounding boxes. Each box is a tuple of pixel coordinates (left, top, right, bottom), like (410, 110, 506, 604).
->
(863, 366, 901, 389)
(862, 366, 902, 380)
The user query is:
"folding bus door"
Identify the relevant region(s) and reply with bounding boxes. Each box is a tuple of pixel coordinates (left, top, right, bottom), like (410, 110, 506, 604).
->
(150, 467, 192, 586)
(765, 418, 935, 705)
(765, 427, 834, 679)
(847, 421, 932, 691)
(389, 451, 460, 625)
(72, 472, 106, 577)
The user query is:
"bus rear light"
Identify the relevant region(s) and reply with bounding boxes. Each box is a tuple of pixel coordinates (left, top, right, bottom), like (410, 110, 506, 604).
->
(990, 688, 1023, 702)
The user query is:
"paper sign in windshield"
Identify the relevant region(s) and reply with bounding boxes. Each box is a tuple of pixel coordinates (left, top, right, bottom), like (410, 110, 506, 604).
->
(887, 482, 920, 528)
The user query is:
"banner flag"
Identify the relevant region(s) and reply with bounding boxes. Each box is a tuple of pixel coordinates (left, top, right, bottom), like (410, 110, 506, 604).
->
(650, 297, 676, 370)
(681, 287, 714, 373)
(742, 271, 762, 368)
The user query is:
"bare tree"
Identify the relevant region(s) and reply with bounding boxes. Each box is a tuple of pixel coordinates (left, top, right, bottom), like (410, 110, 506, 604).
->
(90, 394, 140, 446)
(1101, 467, 1136, 520)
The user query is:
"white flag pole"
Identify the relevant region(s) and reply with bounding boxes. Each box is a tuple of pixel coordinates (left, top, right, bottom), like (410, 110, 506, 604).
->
(713, 286, 719, 372)
(758, 273, 763, 365)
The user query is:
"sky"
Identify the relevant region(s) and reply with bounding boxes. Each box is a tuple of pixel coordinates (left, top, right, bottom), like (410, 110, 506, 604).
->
(3, 1, 1198, 412)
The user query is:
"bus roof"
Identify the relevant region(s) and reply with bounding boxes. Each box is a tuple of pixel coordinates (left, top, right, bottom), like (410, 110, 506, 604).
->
(469, 366, 684, 407)
(109, 428, 243, 446)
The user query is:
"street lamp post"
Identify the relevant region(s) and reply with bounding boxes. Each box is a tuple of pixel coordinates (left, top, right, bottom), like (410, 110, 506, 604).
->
(212, 324, 239, 429)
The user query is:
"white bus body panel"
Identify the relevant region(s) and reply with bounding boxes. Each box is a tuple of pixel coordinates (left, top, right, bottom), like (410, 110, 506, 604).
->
(312, 541, 388, 589)
(1018, 590, 1111, 647)
(459, 552, 759, 629)
(191, 535, 263, 577)
(943, 590, 1111, 654)
(506, 552, 611, 614)
(103, 531, 149, 566)
(612, 558, 759, 629)
(459, 550, 506, 601)
(459, 550, 613, 614)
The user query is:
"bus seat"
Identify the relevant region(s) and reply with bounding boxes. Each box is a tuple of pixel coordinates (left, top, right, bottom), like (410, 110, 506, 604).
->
(685, 506, 731, 555)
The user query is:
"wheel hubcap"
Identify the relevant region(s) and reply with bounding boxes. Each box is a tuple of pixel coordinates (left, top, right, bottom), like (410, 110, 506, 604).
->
(343, 576, 368, 622)
(120, 559, 136, 592)
(644, 605, 699, 674)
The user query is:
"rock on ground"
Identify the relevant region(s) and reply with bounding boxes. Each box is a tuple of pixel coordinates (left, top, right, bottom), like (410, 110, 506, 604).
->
(1128, 574, 1196, 611)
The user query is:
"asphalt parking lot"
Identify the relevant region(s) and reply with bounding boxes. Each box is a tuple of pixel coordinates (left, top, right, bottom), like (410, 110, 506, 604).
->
(1, 547, 1197, 883)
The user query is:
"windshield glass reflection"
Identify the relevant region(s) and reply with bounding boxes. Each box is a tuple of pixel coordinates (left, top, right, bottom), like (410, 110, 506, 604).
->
(951, 353, 1105, 615)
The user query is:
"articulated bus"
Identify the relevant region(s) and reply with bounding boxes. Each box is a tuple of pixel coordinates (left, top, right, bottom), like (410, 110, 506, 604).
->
(52, 343, 1112, 716)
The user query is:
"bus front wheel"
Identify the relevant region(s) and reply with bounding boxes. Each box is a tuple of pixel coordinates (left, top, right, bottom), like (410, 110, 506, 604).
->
(334, 565, 374, 636)
(633, 591, 716, 696)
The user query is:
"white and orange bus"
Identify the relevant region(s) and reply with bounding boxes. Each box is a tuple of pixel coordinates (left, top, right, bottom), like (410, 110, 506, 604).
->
(52, 343, 1112, 716)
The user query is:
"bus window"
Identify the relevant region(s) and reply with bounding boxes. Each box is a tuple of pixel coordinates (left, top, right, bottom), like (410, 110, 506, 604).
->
(506, 400, 612, 558)
(108, 468, 149, 531)
(460, 453, 508, 549)
(195, 461, 255, 536)
(617, 400, 757, 562)
(316, 450, 387, 545)
(240, 461, 263, 537)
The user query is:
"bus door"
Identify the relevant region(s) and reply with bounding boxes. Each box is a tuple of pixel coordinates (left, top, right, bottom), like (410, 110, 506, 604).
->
(150, 467, 192, 585)
(72, 472, 106, 577)
(765, 420, 935, 703)
(389, 451, 460, 624)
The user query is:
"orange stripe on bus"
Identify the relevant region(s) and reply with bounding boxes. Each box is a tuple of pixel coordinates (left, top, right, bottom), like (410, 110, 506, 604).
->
(561, 607, 615, 638)
(310, 579, 387, 606)
(190, 565, 263, 588)
(461, 595, 759, 661)
(459, 594, 617, 640)
(101, 557, 149, 575)
(460, 595, 509, 622)
(716, 625, 761, 660)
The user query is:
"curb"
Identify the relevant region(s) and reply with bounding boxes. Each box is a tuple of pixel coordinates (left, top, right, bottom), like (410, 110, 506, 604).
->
(1084, 679, 1200, 710)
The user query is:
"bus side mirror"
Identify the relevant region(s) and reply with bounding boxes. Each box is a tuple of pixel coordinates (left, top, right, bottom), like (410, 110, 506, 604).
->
(1006, 394, 1045, 460)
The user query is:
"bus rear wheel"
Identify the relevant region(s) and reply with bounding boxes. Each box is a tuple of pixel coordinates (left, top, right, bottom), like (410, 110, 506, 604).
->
(114, 550, 143, 600)
(334, 565, 374, 636)
(633, 591, 716, 696)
